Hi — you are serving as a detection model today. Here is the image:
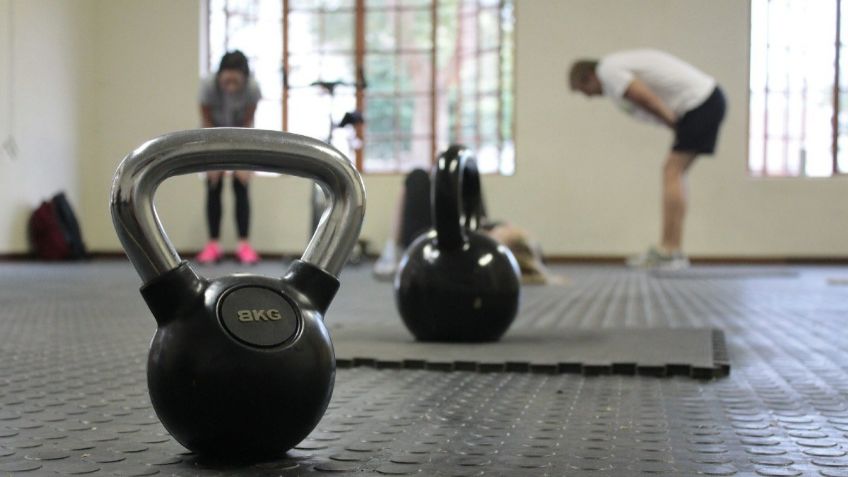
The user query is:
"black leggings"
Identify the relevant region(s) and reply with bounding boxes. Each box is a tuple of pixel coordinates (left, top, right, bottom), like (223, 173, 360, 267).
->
(206, 176, 250, 240)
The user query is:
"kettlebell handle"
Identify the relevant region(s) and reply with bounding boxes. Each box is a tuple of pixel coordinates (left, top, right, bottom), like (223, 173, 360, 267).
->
(111, 128, 366, 283)
(432, 145, 484, 251)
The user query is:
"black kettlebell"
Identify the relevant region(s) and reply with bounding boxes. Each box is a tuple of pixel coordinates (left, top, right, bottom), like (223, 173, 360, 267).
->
(110, 129, 365, 459)
(394, 145, 521, 342)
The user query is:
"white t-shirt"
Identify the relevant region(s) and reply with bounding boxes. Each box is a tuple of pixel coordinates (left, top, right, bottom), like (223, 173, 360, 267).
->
(597, 49, 716, 124)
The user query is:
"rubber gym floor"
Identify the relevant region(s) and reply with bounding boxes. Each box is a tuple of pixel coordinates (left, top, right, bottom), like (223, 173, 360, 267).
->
(0, 260, 846, 476)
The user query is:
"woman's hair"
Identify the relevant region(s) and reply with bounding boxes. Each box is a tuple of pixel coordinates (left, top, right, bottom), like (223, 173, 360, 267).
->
(217, 50, 250, 78)
(568, 59, 598, 89)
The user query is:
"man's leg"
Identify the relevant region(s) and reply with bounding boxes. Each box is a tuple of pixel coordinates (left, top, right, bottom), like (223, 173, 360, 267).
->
(660, 151, 697, 253)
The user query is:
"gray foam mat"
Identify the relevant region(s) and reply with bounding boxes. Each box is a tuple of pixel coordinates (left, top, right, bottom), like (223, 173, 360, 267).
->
(0, 261, 846, 476)
(650, 266, 799, 279)
(331, 324, 729, 378)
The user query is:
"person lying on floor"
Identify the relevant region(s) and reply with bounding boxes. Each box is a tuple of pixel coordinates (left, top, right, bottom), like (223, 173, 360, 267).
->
(373, 168, 565, 285)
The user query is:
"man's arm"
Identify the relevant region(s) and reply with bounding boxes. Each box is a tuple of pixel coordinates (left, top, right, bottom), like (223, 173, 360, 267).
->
(623, 79, 677, 128)
(200, 105, 215, 128)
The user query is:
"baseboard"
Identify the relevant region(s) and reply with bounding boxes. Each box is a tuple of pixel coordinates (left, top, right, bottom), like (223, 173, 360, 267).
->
(3, 251, 848, 265)
(0, 252, 32, 261)
(0, 250, 305, 262)
(84, 250, 305, 261)
(543, 255, 848, 265)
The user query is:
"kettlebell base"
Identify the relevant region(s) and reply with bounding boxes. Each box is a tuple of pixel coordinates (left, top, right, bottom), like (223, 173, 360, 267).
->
(412, 335, 506, 343)
(403, 320, 512, 343)
(404, 328, 511, 343)
(168, 435, 301, 462)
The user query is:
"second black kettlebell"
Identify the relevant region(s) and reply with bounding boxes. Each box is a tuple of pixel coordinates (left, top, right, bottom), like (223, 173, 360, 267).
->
(394, 146, 521, 342)
(110, 129, 365, 459)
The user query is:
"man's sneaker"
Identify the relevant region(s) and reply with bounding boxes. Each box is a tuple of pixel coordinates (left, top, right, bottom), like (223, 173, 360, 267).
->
(659, 252, 690, 271)
(373, 241, 399, 281)
(236, 241, 260, 265)
(196, 241, 223, 265)
(627, 246, 690, 270)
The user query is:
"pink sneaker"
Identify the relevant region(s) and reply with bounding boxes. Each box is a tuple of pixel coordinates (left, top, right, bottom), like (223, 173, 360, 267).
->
(236, 241, 260, 265)
(196, 241, 223, 264)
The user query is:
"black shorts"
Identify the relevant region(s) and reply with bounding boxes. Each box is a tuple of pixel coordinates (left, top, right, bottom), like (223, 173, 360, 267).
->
(673, 86, 726, 155)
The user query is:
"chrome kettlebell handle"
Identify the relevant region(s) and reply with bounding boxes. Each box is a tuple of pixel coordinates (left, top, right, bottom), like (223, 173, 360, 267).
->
(110, 128, 366, 283)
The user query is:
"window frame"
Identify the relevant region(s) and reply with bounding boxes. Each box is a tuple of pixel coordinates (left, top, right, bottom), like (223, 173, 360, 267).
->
(748, 0, 845, 178)
(208, 0, 514, 175)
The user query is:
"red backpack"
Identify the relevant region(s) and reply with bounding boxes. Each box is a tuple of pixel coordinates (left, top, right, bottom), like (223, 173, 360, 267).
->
(28, 200, 71, 260)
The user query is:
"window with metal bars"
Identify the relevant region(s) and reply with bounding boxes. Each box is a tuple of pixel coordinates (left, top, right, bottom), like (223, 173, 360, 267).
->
(204, 0, 514, 175)
(749, 0, 847, 177)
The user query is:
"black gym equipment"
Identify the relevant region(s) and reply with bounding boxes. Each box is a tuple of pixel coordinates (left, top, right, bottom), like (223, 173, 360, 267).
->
(309, 80, 366, 264)
(110, 129, 366, 459)
(394, 145, 521, 342)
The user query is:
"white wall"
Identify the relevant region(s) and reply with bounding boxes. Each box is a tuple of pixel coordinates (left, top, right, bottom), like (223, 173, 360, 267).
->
(503, 0, 848, 257)
(0, 0, 92, 253)
(81, 0, 212, 252)
(4, 0, 848, 258)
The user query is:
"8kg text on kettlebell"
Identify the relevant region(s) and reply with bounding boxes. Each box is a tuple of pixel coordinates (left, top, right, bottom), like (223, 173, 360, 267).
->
(236, 309, 283, 322)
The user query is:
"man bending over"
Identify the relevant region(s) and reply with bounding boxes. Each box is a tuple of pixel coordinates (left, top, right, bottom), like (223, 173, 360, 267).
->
(570, 49, 726, 270)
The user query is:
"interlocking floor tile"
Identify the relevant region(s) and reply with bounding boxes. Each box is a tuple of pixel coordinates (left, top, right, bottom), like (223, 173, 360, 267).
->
(0, 261, 845, 475)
